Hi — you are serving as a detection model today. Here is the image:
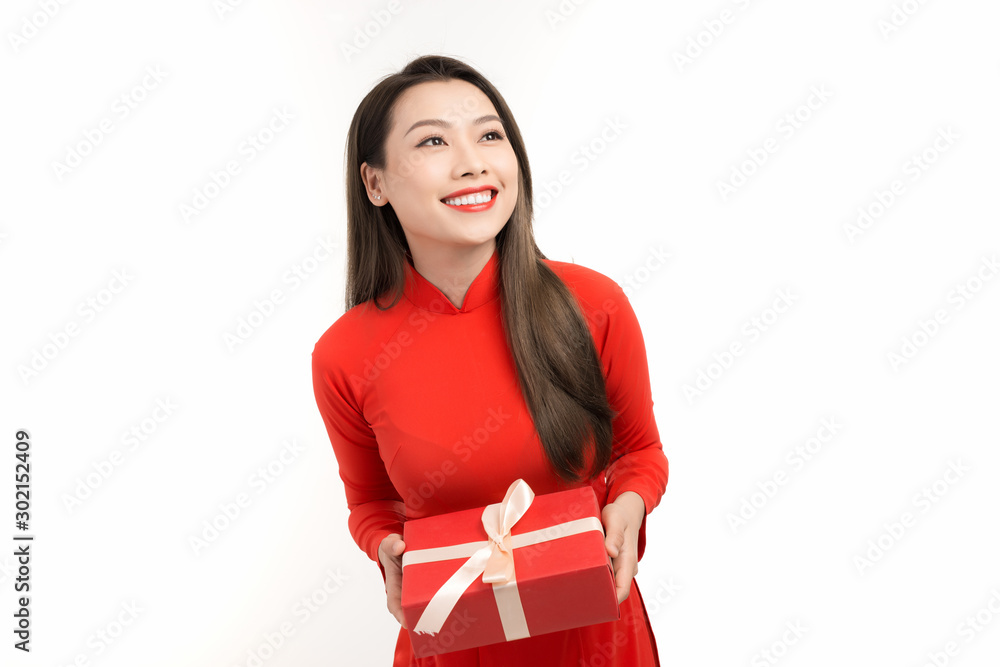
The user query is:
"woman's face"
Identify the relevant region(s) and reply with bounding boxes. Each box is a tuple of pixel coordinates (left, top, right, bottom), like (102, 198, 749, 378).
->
(364, 79, 519, 259)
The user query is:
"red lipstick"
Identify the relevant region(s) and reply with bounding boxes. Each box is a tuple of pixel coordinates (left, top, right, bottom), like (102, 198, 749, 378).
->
(440, 186, 498, 212)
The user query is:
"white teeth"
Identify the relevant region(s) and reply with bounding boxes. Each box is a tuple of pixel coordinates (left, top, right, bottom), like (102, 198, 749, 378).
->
(444, 190, 493, 206)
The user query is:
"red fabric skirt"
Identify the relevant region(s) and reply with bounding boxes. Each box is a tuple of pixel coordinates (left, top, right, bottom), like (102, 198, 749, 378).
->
(393, 577, 660, 667)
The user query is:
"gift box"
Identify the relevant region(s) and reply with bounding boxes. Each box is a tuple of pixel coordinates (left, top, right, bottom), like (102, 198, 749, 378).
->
(400, 479, 620, 657)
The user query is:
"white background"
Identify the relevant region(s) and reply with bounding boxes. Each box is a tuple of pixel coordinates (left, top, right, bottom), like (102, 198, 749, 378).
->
(2, 1, 999, 665)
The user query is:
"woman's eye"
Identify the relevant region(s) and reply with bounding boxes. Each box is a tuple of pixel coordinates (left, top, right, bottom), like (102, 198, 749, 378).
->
(417, 130, 503, 148)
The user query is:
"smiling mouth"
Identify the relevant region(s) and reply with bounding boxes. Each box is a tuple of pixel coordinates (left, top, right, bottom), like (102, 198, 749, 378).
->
(440, 189, 498, 208)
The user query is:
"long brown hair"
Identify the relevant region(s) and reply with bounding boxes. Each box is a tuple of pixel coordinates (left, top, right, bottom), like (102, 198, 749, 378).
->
(343, 54, 616, 483)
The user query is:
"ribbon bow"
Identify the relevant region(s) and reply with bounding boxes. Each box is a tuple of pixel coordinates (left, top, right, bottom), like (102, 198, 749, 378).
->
(409, 478, 534, 639)
(403, 478, 605, 641)
(481, 478, 534, 585)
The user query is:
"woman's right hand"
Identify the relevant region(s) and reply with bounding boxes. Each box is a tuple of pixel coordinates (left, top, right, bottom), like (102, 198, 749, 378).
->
(378, 533, 407, 628)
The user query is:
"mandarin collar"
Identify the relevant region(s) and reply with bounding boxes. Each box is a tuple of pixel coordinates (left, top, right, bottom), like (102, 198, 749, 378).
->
(402, 247, 501, 315)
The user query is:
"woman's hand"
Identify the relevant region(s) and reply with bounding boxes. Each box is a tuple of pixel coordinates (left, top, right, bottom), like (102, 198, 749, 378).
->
(378, 533, 407, 628)
(601, 491, 645, 604)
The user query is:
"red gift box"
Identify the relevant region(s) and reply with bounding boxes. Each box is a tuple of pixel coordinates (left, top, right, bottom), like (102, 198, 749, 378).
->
(400, 479, 620, 657)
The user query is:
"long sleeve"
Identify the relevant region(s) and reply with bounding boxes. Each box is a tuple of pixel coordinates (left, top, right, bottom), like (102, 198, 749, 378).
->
(312, 333, 405, 575)
(594, 282, 669, 560)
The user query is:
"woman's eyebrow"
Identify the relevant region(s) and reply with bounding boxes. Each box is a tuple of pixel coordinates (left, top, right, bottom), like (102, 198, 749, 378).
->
(404, 114, 502, 136)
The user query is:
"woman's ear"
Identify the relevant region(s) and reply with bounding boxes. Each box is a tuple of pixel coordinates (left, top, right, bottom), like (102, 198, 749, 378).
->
(360, 162, 384, 204)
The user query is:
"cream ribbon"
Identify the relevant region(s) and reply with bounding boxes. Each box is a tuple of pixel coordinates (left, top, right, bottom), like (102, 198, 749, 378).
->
(402, 479, 605, 640)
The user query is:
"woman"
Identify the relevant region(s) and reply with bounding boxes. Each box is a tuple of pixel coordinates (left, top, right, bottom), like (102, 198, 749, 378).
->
(311, 54, 668, 666)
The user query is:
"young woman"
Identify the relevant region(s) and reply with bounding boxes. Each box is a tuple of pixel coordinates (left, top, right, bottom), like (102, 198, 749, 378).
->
(312, 54, 668, 666)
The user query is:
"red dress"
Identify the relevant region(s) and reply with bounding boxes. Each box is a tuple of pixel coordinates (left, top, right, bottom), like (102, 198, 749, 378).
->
(311, 246, 669, 666)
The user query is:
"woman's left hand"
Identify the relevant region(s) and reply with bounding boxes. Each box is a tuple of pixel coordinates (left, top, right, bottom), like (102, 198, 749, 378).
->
(601, 491, 645, 604)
